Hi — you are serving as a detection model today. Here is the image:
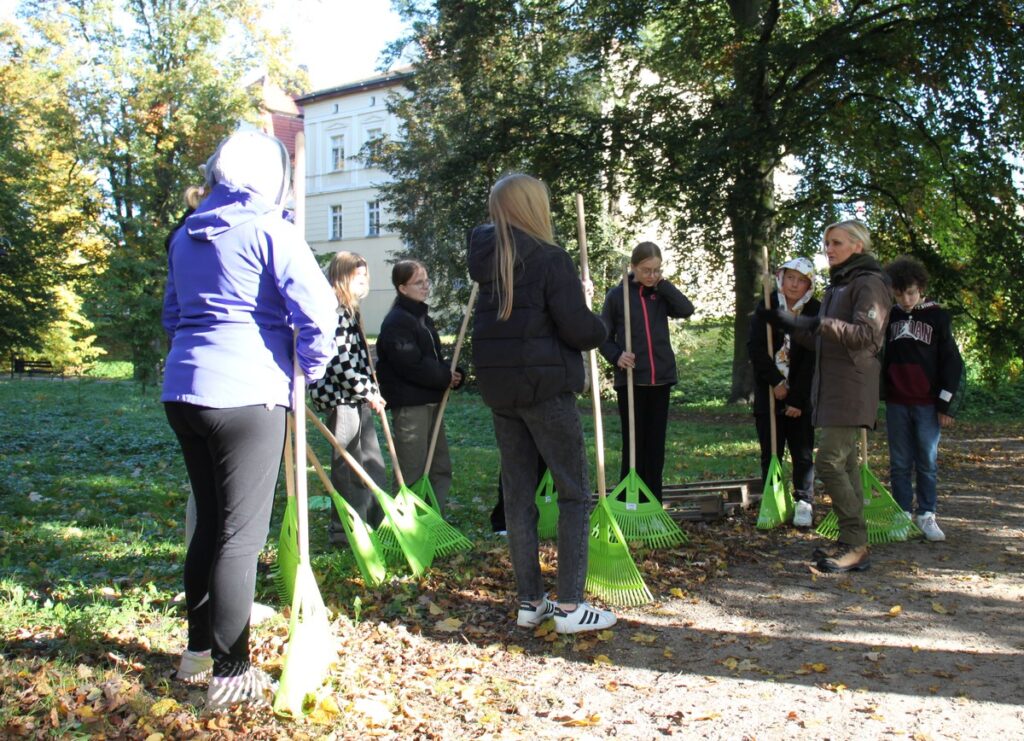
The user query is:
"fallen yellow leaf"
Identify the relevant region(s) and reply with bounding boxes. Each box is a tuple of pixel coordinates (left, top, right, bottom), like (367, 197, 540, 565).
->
(507, 644, 525, 654)
(436, 617, 462, 632)
(669, 587, 686, 598)
(631, 632, 657, 644)
(149, 698, 177, 718)
(721, 657, 739, 670)
(593, 654, 613, 666)
(931, 601, 949, 614)
(428, 601, 444, 615)
(596, 630, 614, 642)
(319, 695, 341, 715)
(888, 605, 903, 617)
(663, 648, 674, 659)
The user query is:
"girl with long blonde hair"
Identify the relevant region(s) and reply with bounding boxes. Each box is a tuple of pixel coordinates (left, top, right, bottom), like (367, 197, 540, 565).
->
(467, 173, 616, 635)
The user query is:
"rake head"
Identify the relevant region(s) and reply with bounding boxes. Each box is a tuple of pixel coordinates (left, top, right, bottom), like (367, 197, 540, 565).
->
(373, 486, 435, 575)
(409, 476, 442, 513)
(395, 485, 472, 557)
(585, 498, 652, 607)
(328, 490, 388, 586)
(273, 563, 336, 718)
(607, 470, 688, 549)
(816, 464, 923, 543)
(756, 456, 793, 530)
(272, 496, 299, 603)
(535, 469, 559, 540)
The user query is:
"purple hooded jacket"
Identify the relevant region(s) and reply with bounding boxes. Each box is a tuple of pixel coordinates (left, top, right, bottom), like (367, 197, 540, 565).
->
(161, 182, 338, 409)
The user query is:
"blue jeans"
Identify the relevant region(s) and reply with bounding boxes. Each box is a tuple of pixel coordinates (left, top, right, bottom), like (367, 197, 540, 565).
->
(491, 392, 591, 604)
(886, 403, 940, 515)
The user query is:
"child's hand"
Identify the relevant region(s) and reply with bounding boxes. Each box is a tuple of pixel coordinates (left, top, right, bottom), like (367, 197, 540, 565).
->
(938, 412, 953, 428)
(783, 406, 802, 418)
(773, 382, 788, 400)
(367, 392, 387, 415)
(581, 278, 594, 302)
(450, 370, 464, 388)
(617, 352, 636, 369)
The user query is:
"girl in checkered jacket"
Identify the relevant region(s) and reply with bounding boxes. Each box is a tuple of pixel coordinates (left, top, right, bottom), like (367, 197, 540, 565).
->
(309, 251, 387, 541)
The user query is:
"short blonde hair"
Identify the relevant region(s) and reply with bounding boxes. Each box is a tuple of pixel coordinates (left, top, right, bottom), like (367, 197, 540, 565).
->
(824, 219, 872, 253)
(326, 251, 368, 314)
(488, 173, 556, 320)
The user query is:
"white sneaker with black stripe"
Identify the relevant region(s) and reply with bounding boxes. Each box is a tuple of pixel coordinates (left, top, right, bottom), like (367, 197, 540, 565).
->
(553, 602, 616, 634)
(517, 596, 556, 628)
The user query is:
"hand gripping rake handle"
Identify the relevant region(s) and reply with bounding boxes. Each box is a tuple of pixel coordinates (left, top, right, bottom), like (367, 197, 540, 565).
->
(761, 243, 778, 456)
(622, 261, 637, 470)
(421, 282, 479, 475)
(576, 193, 607, 500)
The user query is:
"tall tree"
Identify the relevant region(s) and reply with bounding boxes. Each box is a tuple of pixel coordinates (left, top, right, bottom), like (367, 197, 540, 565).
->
(20, 0, 297, 382)
(629, 1, 1024, 398)
(0, 23, 105, 369)
(377, 0, 647, 320)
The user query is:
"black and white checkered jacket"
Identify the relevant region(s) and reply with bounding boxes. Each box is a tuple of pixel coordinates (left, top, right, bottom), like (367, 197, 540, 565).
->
(308, 309, 378, 411)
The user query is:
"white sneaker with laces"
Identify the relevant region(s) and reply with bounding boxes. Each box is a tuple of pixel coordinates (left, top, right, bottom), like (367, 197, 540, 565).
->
(173, 649, 212, 685)
(206, 666, 278, 711)
(793, 500, 813, 528)
(553, 602, 617, 634)
(915, 511, 945, 542)
(516, 596, 556, 628)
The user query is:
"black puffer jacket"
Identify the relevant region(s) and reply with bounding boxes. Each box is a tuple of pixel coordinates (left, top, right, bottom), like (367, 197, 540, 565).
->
(375, 294, 457, 409)
(747, 292, 820, 416)
(467, 224, 607, 409)
(599, 276, 694, 388)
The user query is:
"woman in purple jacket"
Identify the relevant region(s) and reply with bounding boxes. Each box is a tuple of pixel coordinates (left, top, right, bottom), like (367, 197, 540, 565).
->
(162, 131, 338, 710)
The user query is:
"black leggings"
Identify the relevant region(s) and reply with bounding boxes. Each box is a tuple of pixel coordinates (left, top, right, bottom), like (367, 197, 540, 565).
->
(165, 402, 285, 677)
(616, 384, 671, 502)
(754, 411, 815, 500)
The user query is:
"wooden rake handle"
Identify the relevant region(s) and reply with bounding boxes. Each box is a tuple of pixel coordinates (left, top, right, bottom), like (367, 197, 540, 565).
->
(576, 193, 607, 500)
(422, 282, 479, 475)
(761, 243, 779, 456)
(355, 319, 406, 487)
(622, 261, 636, 469)
(305, 404, 385, 497)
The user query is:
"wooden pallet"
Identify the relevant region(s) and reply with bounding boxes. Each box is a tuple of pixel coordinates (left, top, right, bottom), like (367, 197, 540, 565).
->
(661, 478, 762, 522)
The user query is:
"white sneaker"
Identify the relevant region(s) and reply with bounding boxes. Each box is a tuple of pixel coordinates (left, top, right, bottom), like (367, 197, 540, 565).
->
(516, 596, 556, 628)
(553, 602, 616, 634)
(173, 649, 212, 685)
(206, 666, 278, 711)
(915, 511, 945, 542)
(793, 500, 813, 528)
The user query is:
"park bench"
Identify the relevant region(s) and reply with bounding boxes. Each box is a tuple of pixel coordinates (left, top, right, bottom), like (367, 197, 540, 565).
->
(10, 357, 60, 378)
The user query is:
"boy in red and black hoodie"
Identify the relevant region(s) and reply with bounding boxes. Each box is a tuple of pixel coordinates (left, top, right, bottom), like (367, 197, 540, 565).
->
(882, 256, 965, 542)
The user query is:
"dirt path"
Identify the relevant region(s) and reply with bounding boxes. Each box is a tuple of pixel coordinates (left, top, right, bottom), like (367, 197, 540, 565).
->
(308, 424, 1024, 740)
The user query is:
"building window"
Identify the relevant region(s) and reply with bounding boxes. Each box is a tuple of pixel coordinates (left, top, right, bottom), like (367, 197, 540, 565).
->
(329, 206, 343, 241)
(330, 136, 345, 171)
(365, 127, 383, 144)
(366, 201, 381, 237)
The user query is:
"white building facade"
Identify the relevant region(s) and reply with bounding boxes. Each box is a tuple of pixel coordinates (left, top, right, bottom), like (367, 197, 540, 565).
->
(297, 71, 412, 333)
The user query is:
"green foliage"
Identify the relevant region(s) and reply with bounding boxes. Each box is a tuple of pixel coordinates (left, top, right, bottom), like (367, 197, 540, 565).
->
(16, 1, 302, 382)
(0, 24, 105, 367)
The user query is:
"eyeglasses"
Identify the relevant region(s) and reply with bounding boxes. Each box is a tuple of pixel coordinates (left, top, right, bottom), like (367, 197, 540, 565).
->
(636, 267, 662, 278)
(407, 278, 430, 288)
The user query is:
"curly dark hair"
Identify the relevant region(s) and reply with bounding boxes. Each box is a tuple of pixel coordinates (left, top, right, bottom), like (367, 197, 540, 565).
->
(885, 256, 929, 292)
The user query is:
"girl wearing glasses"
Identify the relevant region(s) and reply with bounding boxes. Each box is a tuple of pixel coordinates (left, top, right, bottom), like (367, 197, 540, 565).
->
(376, 260, 464, 511)
(599, 242, 694, 502)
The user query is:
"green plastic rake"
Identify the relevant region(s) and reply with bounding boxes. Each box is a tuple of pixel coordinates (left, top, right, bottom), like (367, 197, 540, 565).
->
(306, 405, 436, 575)
(607, 262, 688, 549)
(756, 246, 794, 530)
(274, 311, 336, 717)
(816, 429, 921, 543)
(305, 442, 388, 586)
(272, 424, 300, 604)
(578, 194, 652, 606)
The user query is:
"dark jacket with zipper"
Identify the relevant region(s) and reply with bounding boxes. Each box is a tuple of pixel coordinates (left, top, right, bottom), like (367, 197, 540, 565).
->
(599, 276, 694, 388)
(747, 293, 820, 416)
(375, 293, 457, 409)
(467, 223, 607, 410)
(793, 252, 890, 428)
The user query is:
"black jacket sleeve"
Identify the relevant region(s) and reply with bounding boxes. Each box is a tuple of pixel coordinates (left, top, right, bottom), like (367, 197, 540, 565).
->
(747, 305, 785, 390)
(936, 310, 965, 416)
(545, 250, 607, 351)
(655, 280, 695, 319)
(598, 285, 624, 366)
